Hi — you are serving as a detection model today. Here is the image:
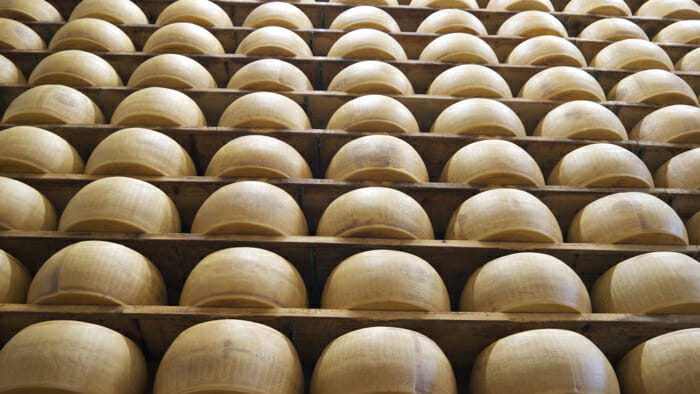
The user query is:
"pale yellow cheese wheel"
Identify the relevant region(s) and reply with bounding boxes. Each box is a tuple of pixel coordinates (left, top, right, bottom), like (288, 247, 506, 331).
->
(416, 9, 487, 35)
(579, 18, 649, 41)
(636, 0, 700, 19)
(441, 140, 544, 185)
(0, 320, 148, 394)
(48, 18, 135, 52)
(111, 87, 207, 127)
(236, 26, 312, 57)
(325, 135, 429, 182)
(154, 320, 303, 394)
(218, 91, 311, 129)
(427, 64, 513, 98)
(446, 188, 563, 242)
(0, 0, 63, 22)
(653, 20, 700, 45)
(419, 33, 498, 64)
(0, 249, 31, 303)
(549, 143, 653, 188)
(85, 128, 196, 176)
(534, 100, 628, 140)
(326, 95, 419, 133)
(677, 47, 700, 71)
(311, 327, 457, 394)
(2, 84, 105, 125)
(630, 104, 700, 143)
(431, 98, 526, 136)
(69, 0, 148, 24)
(564, 0, 632, 16)
(567, 192, 689, 245)
(191, 181, 308, 235)
(327, 28, 407, 60)
(591, 39, 674, 71)
(507, 35, 587, 67)
(327, 60, 414, 95)
(128, 54, 217, 89)
(316, 187, 434, 239)
(0, 176, 57, 231)
(618, 329, 700, 394)
(471, 329, 620, 394)
(329, 6, 400, 33)
(0, 126, 84, 174)
(654, 148, 700, 189)
(205, 135, 312, 178)
(331, 0, 398, 6)
(322, 250, 449, 311)
(156, 0, 233, 27)
(608, 69, 698, 105)
(520, 66, 606, 102)
(0, 18, 45, 50)
(143, 22, 224, 54)
(688, 211, 700, 244)
(409, 0, 479, 9)
(27, 240, 167, 306)
(243, 2, 313, 30)
(180, 247, 307, 307)
(29, 50, 123, 87)
(497, 10, 568, 37)
(592, 252, 700, 314)
(487, 0, 554, 11)
(461, 252, 591, 312)
(227, 59, 312, 91)
(0, 54, 25, 84)
(58, 176, 181, 233)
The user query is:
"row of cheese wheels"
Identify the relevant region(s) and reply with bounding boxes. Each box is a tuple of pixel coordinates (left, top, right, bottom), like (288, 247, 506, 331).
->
(0, 319, 697, 394)
(2, 125, 699, 190)
(1, 176, 699, 244)
(2, 242, 700, 314)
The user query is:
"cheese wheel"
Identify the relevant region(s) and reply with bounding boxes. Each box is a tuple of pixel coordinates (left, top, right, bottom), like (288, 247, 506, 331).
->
(84, 128, 197, 176)
(156, 0, 233, 27)
(143, 22, 224, 54)
(327, 28, 407, 60)
(111, 87, 207, 127)
(331, 0, 398, 6)
(548, 143, 653, 188)
(227, 59, 312, 91)
(416, 9, 487, 35)
(676, 47, 700, 71)
(0, 126, 84, 174)
(327, 60, 413, 95)
(180, 247, 307, 307)
(0, 0, 63, 22)
(154, 320, 303, 394)
(591, 39, 673, 71)
(487, 0, 554, 11)
(29, 50, 123, 87)
(58, 176, 181, 233)
(419, 33, 498, 64)
(27, 240, 167, 306)
(534, 100, 628, 140)
(0, 249, 31, 303)
(128, 54, 217, 89)
(630, 104, 700, 143)
(236, 26, 312, 57)
(519, 66, 606, 102)
(497, 11, 568, 37)
(326, 135, 428, 182)
(608, 69, 698, 105)
(311, 327, 457, 394)
(431, 98, 525, 136)
(567, 192, 688, 245)
(507, 35, 587, 67)
(218, 91, 311, 129)
(688, 212, 700, 244)
(579, 18, 649, 41)
(471, 329, 619, 394)
(0, 54, 25, 84)
(0, 176, 57, 231)
(322, 249, 449, 311)
(191, 181, 308, 235)
(446, 188, 563, 242)
(0, 321, 148, 394)
(205, 135, 312, 178)
(636, 0, 700, 19)
(243, 2, 313, 29)
(49, 18, 135, 52)
(69, 0, 148, 24)
(592, 252, 700, 314)
(326, 95, 419, 133)
(2, 84, 105, 125)
(461, 252, 591, 312)
(329, 6, 400, 33)
(409, 0, 478, 9)
(427, 64, 512, 98)
(654, 148, 700, 189)
(564, 0, 632, 16)
(440, 140, 544, 185)
(618, 329, 700, 394)
(0, 18, 45, 50)
(316, 187, 434, 239)
(653, 20, 700, 45)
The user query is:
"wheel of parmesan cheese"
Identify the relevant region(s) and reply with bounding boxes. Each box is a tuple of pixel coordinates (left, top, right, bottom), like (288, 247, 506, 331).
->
(69, 0, 148, 24)
(156, 0, 233, 27)
(653, 21, 700, 45)
(419, 33, 498, 64)
(0, 0, 63, 22)
(507, 35, 586, 67)
(0, 249, 31, 303)
(688, 212, 700, 244)
(579, 18, 648, 41)
(427, 65, 512, 98)
(431, 98, 525, 136)
(409, 0, 478, 9)
(327, 28, 407, 60)
(519, 66, 606, 102)
(236, 26, 312, 57)
(0, 176, 57, 231)
(0, 18, 45, 50)
(227, 59, 312, 91)
(0, 54, 25, 84)
(0, 126, 84, 174)
(218, 91, 311, 129)
(2, 84, 105, 125)
(591, 39, 673, 71)
(630, 105, 700, 144)
(486, 0, 553, 12)
(127, 54, 217, 89)
(48, 18, 135, 52)
(608, 69, 698, 105)
(111, 87, 207, 127)
(534, 101, 628, 140)
(654, 148, 700, 189)
(636, 0, 700, 19)
(327, 61, 413, 95)
(326, 95, 419, 133)
(416, 9, 487, 35)
(497, 11, 568, 37)
(676, 47, 700, 71)
(243, 2, 312, 29)
(564, 0, 632, 16)
(331, 0, 398, 6)
(143, 22, 224, 54)
(28, 50, 123, 87)
(329, 6, 400, 32)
